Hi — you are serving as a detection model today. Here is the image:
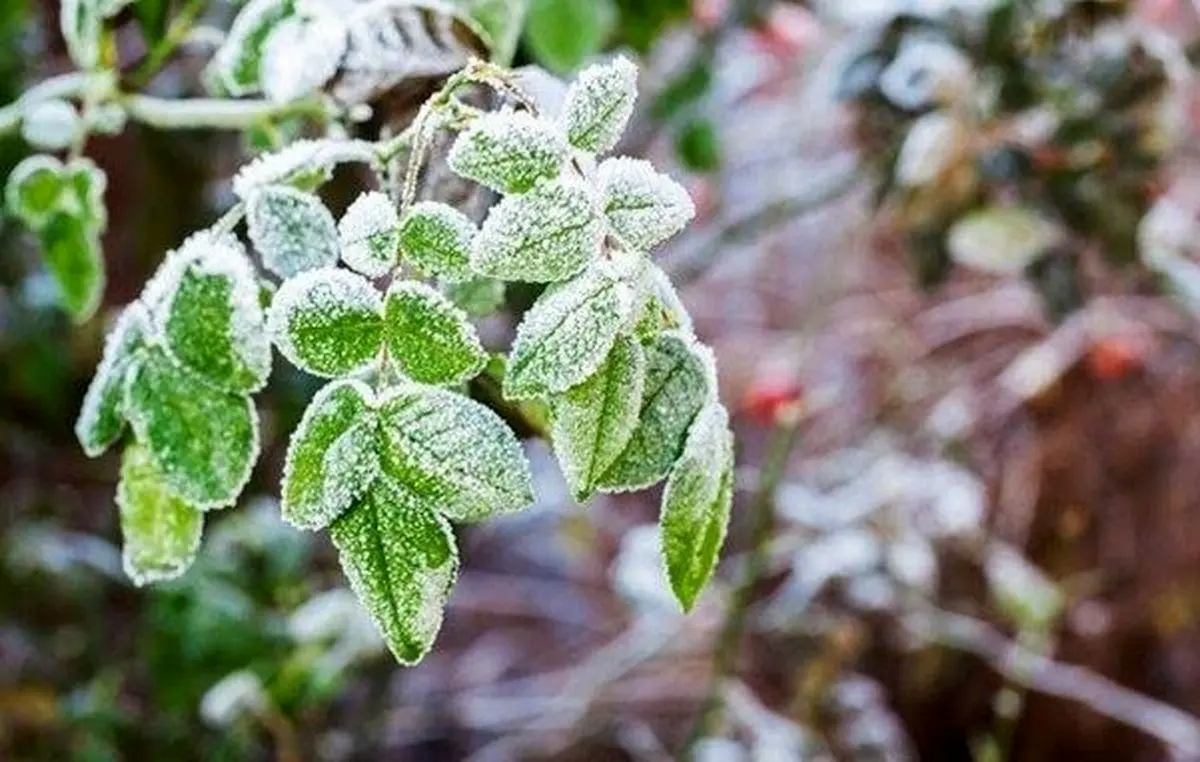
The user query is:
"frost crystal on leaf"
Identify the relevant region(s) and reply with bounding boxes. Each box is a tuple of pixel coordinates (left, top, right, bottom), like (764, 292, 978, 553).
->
(117, 443, 205, 587)
(599, 332, 710, 492)
(61, 0, 101, 70)
(440, 276, 506, 317)
(76, 303, 151, 457)
(282, 378, 378, 530)
(232, 138, 378, 200)
(597, 157, 695, 251)
(551, 334, 646, 503)
(207, 0, 297, 96)
(377, 386, 534, 523)
(382, 281, 487, 386)
(339, 191, 400, 278)
(471, 178, 604, 282)
(633, 261, 694, 338)
(330, 479, 458, 666)
(660, 402, 734, 611)
(399, 201, 476, 281)
(558, 56, 637, 154)
(447, 111, 569, 194)
(124, 348, 260, 509)
(20, 99, 81, 151)
(504, 262, 635, 399)
(247, 185, 341, 278)
(260, 10, 348, 104)
(267, 267, 383, 378)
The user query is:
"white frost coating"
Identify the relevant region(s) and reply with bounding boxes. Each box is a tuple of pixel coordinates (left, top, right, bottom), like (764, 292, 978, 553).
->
(596, 157, 695, 252)
(447, 110, 569, 194)
(75, 303, 151, 457)
(4, 154, 65, 228)
(139, 229, 226, 314)
(247, 185, 341, 278)
(61, 0, 100, 70)
(232, 138, 378, 200)
(260, 10, 348, 104)
(640, 260, 694, 336)
(339, 191, 400, 277)
(20, 98, 81, 151)
(266, 267, 384, 377)
(322, 420, 382, 517)
(207, 0, 294, 96)
(948, 206, 1064, 275)
(399, 201, 476, 281)
(558, 56, 637, 155)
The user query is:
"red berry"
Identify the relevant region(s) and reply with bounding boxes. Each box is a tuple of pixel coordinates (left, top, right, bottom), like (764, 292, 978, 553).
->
(742, 376, 804, 424)
(1086, 337, 1143, 381)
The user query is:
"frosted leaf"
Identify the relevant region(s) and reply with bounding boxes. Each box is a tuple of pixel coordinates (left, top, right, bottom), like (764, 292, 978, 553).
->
(339, 191, 400, 278)
(6, 155, 66, 230)
(157, 233, 272, 393)
(61, 0, 101, 70)
(377, 386, 534, 522)
(117, 443, 204, 586)
(558, 56, 637, 154)
(504, 262, 636, 399)
(660, 402, 734, 611)
(76, 303, 151, 457)
(267, 267, 383, 378)
(382, 281, 486, 386)
(39, 210, 105, 322)
(246, 185, 340, 278)
(124, 347, 259, 509)
(895, 111, 966, 187)
(596, 157, 695, 251)
(59, 158, 107, 231)
(440, 276, 505, 317)
(330, 478, 458, 665)
(20, 99, 81, 151)
(260, 10, 348, 103)
(282, 378, 378, 530)
(206, 0, 297, 96)
(399, 201, 476, 281)
(632, 261, 693, 339)
(447, 111, 568, 194)
(96, 0, 132, 18)
(471, 178, 604, 282)
(948, 206, 1064, 275)
(232, 138, 378, 200)
(551, 334, 645, 503)
(599, 332, 711, 492)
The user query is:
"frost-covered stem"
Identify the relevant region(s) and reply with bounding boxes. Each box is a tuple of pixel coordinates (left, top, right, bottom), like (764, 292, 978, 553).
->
(122, 94, 326, 130)
(213, 203, 246, 235)
(0, 72, 110, 134)
(683, 412, 802, 757)
(128, 0, 208, 87)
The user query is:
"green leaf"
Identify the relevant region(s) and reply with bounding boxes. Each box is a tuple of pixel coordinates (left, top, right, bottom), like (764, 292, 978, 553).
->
(246, 185, 340, 278)
(471, 178, 604, 282)
(330, 478, 458, 665)
(440, 276, 506, 317)
(124, 348, 260, 509)
(524, 0, 616, 74)
(117, 443, 205, 587)
(599, 332, 711, 491)
(447, 111, 568, 194)
(551, 334, 645, 502)
(450, 0, 530, 64)
(559, 55, 637, 154)
(5, 155, 66, 229)
(281, 379, 379, 530)
(399, 201, 476, 282)
(632, 261, 693, 339)
(76, 303, 151, 457)
(597, 157, 695, 251)
(383, 281, 487, 386)
(267, 267, 383, 378)
(660, 402, 734, 611)
(61, 158, 107, 231)
(61, 0, 102, 70)
(378, 386, 534, 522)
(504, 261, 636, 399)
(339, 191, 400, 278)
(39, 211, 105, 322)
(206, 0, 297, 96)
(133, 0, 170, 48)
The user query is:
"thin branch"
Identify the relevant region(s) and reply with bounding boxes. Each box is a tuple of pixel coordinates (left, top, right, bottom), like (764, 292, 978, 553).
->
(0, 72, 110, 134)
(127, 0, 208, 88)
(121, 94, 326, 130)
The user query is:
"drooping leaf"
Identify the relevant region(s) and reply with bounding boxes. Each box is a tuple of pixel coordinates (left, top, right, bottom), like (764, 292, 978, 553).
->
(117, 443, 205, 586)
(558, 55, 637, 154)
(382, 281, 487, 386)
(259, 10, 347, 103)
(447, 111, 568, 194)
(551, 334, 645, 502)
(440, 276, 506, 317)
(267, 267, 383, 378)
(597, 157, 695, 251)
(206, 0, 297, 96)
(76, 303, 151, 457)
(330, 478, 458, 665)
(246, 185, 340, 278)
(471, 178, 604, 282)
(399, 201, 476, 282)
(339, 191, 400, 278)
(504, 261, 636, 399)
(599, 332, 711, 491)
(61, 0, 102, 70)
(659, 402, 734, 611)
(377, 386, 534, 522)
(523, 0, 616, 75)
(281, 379, 379, 530)
(38, 211, 105, 322)
(124, 348, 260, 509)
(5, 155, 66, 229)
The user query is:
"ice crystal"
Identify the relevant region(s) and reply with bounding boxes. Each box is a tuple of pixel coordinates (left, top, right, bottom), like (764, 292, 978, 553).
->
(246, 185, 341, 278)
(267, 267, 384, 378)
(339, 190, 400, 278)
(399, 201, 477, 281)
(382, 281, 486, 386)
(596, 157, 695, 252)
(558, 56, 637, 154)
(447, 110, 568, 194)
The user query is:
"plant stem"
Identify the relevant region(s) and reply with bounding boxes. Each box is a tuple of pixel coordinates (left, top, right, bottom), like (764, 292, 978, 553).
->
(121, 94, 326, 130)
(127, 0, 208, 88)
(0, 72, 111, 134)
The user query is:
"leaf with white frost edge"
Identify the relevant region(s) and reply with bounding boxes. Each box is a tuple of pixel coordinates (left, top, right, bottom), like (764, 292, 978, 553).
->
(117, 443, 205, 586)
(330, 478, 458, 665)
(5, 155, 66, 229)
(399, 201, 476, 281)
(124, 348, 259, 509)
(282, 379, 379, 530)
(76, 303, 151, 457)
(559, 56, 637, 154)
(267, 267, 383, 378)
(948, 207, 1064, 275)
(633, 261, 693, 339)
(447, 111, 568, 194)
(473, 178, 605, 283)
(247, 185, 340, 278)
(660, 403, 734, 611)
(551, 334, 645, 503)
(61, 0, 102, 70)
(260, 12, 347, 104)
(599, 332, 711, 492)
(378, 386, 534, 523)
(383, 282, 486, 386)
(597, 157, 695, 251)
(232, 139, 378, 200)
(206, 0, 297, 96)
(504, 262, 635, 400)
(339, 191, 400, 278)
